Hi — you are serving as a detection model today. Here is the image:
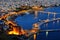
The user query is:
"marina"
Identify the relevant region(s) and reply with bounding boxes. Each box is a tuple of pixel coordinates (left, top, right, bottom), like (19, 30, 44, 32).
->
(0, 0, 60, 40)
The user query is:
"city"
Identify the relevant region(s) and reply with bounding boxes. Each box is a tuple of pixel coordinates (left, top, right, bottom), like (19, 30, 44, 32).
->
(0, 0, 60, 12)
(0, 0, 60, 40)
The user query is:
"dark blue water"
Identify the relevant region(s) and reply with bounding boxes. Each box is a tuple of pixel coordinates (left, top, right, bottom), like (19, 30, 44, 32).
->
(45, 7, 60, 13)
(15, 7, 60, 40)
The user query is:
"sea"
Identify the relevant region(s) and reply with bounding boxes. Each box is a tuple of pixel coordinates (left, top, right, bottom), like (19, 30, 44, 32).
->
(15, 6, 60, 40)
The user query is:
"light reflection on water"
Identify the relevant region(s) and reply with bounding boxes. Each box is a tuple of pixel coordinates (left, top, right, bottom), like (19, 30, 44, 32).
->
(15, 7, 60, 40)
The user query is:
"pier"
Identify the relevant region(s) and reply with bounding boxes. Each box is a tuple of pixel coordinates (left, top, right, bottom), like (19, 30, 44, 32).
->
(0, 8, 60, 40)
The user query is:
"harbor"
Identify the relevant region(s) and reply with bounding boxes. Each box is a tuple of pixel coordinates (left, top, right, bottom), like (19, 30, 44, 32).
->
(0, 0, 60, 40)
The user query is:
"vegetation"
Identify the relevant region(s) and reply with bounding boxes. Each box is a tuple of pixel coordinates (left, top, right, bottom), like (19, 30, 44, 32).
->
(15, 6, 32, 12)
